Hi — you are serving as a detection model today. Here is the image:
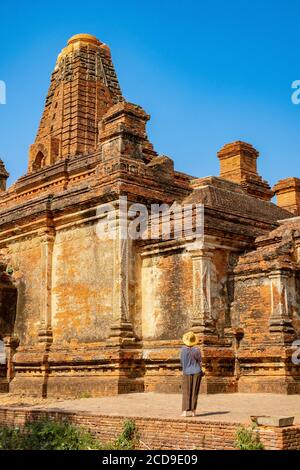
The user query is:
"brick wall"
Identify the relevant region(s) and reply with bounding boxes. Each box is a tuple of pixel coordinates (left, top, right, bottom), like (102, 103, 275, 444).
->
(0, 407, 299, 450)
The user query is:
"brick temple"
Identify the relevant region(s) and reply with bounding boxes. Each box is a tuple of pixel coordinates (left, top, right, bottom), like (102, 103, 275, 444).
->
(0, 34, 299, 397)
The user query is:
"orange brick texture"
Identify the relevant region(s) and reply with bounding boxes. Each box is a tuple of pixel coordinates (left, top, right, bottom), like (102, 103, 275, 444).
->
(0, 407, 299, 450)
(0, 34, 299, 399)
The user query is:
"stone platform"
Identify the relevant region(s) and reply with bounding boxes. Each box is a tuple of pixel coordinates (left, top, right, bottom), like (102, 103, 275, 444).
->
(27, 392, 300, 424)
(0, 392, 300, 449)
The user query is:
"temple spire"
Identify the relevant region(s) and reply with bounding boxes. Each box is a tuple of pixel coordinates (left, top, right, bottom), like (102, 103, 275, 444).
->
(28, 33, 123, 173)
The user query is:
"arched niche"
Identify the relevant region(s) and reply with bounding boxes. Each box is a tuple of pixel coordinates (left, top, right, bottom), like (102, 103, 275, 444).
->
(32, 150, 46, 171)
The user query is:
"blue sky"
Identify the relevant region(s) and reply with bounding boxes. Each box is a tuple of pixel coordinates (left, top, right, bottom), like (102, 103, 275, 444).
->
(0, 0, 299, 187)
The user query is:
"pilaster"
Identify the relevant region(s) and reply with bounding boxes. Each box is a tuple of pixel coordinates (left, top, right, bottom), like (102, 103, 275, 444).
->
(108, 202, 135, 347)
(188, 244, 217, 342)
(38, 228, 55, 348)
(269, 270, 295, 343)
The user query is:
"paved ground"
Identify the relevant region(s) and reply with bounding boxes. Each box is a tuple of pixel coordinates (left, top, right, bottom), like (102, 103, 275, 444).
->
(0, 393, 300, 424)
(1, 393, 299, 424)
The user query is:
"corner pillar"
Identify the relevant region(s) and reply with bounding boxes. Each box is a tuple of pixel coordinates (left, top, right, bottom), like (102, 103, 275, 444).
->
(188, 246, 216, 341)
(38, 228, 55, 348)
(3, 336, 19, 384)
(269, 270, 295, 343)
(108, 203, 135, 347)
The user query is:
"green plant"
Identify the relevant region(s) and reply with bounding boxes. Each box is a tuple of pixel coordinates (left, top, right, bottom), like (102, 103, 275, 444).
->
(235, 425, 264, 450)
(0, 418, 101, 450)
(0, 418, 139, 451)
(0, 426, 24, 450)
(101, 419, 139, 450)
(77, 391, 91, 399)
(23, 418, 101, 450)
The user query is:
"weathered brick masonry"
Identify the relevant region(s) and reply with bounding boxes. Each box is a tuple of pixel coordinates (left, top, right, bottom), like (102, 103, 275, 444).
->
(0, 33, 299, 397)
(0, 407, 299, 450)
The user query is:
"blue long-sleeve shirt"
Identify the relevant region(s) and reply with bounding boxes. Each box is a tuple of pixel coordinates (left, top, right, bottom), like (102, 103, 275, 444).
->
(180, 346, 202, 375)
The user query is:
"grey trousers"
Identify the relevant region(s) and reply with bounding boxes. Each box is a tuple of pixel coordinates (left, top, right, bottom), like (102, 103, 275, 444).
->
(182, 373, 202, 411)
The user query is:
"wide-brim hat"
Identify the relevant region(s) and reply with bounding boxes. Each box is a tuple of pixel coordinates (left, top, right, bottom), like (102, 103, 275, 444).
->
(182, 331, 199, 347)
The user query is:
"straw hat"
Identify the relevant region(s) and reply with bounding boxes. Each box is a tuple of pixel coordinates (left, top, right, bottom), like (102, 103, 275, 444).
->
(182, 331, 199, 347)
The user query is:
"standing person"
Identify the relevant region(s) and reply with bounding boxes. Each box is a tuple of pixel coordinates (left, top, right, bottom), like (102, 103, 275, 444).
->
(180, 331, 203, 417)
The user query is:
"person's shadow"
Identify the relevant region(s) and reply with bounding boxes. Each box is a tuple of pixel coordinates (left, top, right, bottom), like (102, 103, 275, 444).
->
(195, 411, 230, 417)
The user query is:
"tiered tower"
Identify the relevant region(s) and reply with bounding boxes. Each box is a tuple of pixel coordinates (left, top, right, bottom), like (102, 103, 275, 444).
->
(28, 34, 123, 172)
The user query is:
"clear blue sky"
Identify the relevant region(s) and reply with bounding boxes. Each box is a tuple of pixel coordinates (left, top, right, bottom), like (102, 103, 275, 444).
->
(0, 0, 299, 187)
